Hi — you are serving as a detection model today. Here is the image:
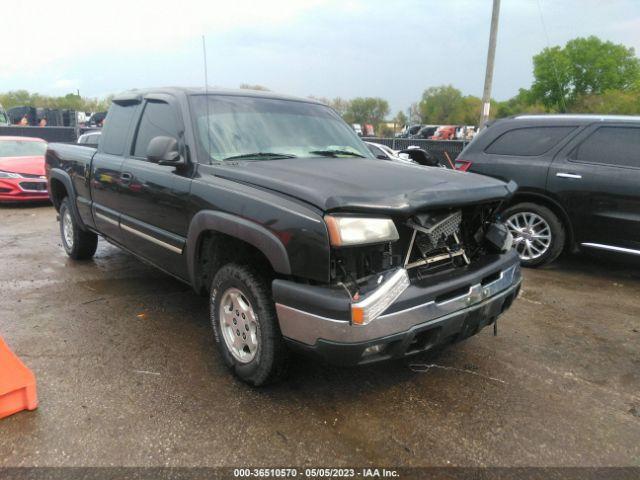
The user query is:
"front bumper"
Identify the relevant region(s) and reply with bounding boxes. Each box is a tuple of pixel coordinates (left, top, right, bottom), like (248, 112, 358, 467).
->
(273, 250, 521, 365)
(0, 178, 49, 202)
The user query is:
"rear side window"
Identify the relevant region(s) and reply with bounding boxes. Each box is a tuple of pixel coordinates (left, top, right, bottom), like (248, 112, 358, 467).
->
(133, 101, 180, 158)
(485, 126, 575, 156)
(100, 104, 137, 155)
(574, 126, 640, 168)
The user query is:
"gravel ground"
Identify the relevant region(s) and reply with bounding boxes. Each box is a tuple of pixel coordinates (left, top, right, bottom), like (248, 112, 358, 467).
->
(0, 203, 639, 467)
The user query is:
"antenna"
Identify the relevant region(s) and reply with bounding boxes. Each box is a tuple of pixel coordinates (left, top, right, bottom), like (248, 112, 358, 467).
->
(536, 0, 567, 113)
(202, 35, 213, 163)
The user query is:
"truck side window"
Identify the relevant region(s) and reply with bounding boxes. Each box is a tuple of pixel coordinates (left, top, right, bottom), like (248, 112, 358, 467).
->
(100, 103, 137, 155)
(485, 126, 575, 156)
(133, 101, 180, 159)
(574, 126, 640, 169)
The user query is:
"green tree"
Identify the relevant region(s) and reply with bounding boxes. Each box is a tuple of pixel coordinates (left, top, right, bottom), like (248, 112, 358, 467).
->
(393, 110, 408, 128)
(569, 89, 640, 115)
(531, 36, 640, 111)
(496, 89, 549, 117)
(343, 97, 389, 128)
(419, 85, 465, 124)
(0, 90, 112, 113)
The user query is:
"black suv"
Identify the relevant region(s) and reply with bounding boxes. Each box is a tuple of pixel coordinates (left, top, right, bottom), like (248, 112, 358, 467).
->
(457, 115, 640, 266)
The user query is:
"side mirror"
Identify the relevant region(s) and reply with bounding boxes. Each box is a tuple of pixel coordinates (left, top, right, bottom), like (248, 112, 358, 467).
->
(376, 154, 388, 160)
(146, 136, 183, 166)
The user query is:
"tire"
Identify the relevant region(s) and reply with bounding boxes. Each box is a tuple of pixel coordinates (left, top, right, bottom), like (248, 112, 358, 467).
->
(210, 263, 288, 386)
(59, 197, 98, 260)
(502, 202, 565, 267)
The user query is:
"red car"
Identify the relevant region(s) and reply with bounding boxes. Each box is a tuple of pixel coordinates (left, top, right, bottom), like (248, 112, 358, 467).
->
(0, 136, 49, 202)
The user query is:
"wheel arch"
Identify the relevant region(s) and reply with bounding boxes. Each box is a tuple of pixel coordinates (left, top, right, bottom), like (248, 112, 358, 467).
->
(186, 210, 292, 294)
(48, 169, 86, 229)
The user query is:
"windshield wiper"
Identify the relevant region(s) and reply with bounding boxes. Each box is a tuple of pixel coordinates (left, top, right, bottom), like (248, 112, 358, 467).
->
(222, 152, 297, 161)
(309, 149, 365, 158)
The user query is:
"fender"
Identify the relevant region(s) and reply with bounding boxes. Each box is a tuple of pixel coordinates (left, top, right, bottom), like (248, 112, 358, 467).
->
(49, 168, 87, 230)
(186, 210, 292, 289)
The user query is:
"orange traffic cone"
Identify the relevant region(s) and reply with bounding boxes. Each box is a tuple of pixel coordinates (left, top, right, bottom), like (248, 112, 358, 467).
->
(0, 336, 38, 419)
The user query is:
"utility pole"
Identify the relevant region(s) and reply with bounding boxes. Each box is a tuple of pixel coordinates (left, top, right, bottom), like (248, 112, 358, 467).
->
(479, 0, 501, 128)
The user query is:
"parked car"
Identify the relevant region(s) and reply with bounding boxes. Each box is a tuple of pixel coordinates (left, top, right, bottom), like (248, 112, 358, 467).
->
(77, 130, 101, 146)
(429, 125, 457, 140)
(88, 111, 107, 127)
(352, 123, 363, 136)
(364, 141, 416, 165)
(411, 125, 438, 139)
(46, 87, 521, 386)
(457, 114, 640, 266)
(0, 136, 49, 202)
(396, 124, 423, 138)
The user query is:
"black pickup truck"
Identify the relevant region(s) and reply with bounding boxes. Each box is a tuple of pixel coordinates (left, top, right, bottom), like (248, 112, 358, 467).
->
(46, 87, 521, 386)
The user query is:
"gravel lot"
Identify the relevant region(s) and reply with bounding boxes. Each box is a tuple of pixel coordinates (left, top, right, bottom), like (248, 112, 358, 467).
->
(0, 203, 639, 467)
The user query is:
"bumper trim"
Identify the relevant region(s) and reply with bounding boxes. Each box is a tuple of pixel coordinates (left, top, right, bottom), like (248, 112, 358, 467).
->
(276, 263, 521, 346)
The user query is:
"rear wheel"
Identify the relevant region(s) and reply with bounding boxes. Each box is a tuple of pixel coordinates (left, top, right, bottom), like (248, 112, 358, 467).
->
(59, 197, 98, 260)
(210, 263, 288, 386)
(503, 202, 565, 267)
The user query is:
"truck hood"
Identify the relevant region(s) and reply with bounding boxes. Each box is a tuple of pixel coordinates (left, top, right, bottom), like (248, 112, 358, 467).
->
(212, 157, 516, 214)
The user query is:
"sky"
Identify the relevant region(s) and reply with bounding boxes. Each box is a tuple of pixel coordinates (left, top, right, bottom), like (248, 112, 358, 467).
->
(2, 0, 640, 114)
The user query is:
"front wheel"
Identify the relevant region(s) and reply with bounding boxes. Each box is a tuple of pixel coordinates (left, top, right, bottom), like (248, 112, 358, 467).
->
(59, 197, 98, 260)
(503, 202, 565, 267)
(210, 264, 288, 386)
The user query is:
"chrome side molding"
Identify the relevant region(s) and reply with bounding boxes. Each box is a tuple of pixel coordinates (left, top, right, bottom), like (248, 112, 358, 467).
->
(120, 223, 183, 254)
(95, 212, 118, 227)
(581, 243, 640, 256)
(556, 172, 582, 179)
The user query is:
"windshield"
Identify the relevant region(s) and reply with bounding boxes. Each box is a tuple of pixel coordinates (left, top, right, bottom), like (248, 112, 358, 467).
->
(189, 95, 372, 162)
(0, 140, 47, 157)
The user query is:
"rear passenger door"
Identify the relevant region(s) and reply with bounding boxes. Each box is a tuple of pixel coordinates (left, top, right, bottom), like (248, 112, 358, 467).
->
(548, 124, 640, 251)
(470, 125, 578, 191)
(117, 95, 192, 277)
(90, 100, 139, 242)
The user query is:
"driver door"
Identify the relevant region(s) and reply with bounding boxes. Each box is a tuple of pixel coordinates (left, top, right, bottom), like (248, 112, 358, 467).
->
(117, 95, 193, 278)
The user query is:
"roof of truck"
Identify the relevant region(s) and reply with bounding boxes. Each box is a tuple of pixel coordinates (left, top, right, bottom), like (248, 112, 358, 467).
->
(112, 87, 323, 105)
(513, 114, 640, 122)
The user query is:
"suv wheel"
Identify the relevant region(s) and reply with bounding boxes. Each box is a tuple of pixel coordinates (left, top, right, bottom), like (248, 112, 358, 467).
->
(503, 202, 565, 267)
(59, 197, 98, 260)
(210, 264, 288, 386)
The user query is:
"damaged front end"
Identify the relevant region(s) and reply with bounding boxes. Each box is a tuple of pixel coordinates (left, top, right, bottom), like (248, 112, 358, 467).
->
(328, 202, 514, 324)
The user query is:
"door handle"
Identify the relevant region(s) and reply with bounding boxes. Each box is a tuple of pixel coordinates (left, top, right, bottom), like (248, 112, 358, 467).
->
(556, 172, 582, 179)
(120, 172, 132, 184)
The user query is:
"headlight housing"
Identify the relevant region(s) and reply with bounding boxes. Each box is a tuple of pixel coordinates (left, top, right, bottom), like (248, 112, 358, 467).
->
(325, 215, 399, 247)
(0, 171, 22, 178)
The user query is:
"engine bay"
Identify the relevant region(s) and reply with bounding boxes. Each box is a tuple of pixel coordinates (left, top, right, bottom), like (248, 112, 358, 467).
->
(329, 202, 508, 298)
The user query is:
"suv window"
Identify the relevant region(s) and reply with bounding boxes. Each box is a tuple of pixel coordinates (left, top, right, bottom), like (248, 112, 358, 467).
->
(133, 101, 180, 158)
(485, 126, 575, 156)
(100, 103, 137, 155)
(574, 126, 640, 168)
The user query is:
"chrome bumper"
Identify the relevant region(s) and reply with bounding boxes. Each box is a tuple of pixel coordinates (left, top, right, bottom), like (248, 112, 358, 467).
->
(276, 263, 521, 346)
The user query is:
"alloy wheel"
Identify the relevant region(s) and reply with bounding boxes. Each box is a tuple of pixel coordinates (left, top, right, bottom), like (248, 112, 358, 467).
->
(506, 212, 552, 261)
(218, 287, 259, 363)
(62, 209, 74, 249)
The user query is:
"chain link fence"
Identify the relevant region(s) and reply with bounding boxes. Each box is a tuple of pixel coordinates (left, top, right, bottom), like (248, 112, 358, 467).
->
(363, 137, 467, 165)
